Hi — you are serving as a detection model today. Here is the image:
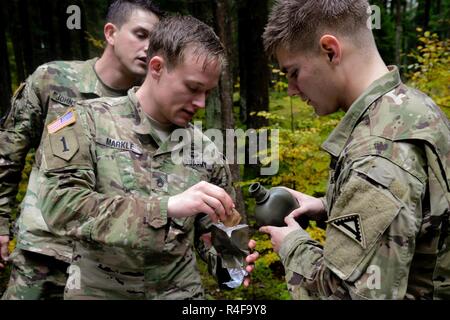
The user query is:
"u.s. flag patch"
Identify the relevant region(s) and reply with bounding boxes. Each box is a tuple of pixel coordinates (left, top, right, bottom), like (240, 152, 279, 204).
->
(47, 109, 76, 134)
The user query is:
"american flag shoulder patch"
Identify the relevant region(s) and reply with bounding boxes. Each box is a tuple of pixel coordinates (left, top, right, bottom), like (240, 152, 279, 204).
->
(47, 108, 77, 134)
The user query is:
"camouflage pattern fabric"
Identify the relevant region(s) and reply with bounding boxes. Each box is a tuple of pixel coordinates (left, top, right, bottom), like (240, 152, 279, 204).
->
(280, 66, 450, 300)
(37, 87, 238, 299)
(1, 249, 68, 300)
(0, 58, 127, 299)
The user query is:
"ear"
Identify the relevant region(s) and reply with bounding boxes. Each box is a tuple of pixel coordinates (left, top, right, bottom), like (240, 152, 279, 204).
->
(104, 23, 117, 46)
(319, 35, 342, 65)
(148, 56, 165, 80)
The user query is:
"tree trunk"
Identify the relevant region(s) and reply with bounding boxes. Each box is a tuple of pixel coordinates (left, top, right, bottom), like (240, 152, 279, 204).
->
(238, 0, 270, 182)
(58, 0, 73, 60)
(78, 0, 90, 60)
(0, 4, 11, 117)
(19, 0, 35, 75)
(394, 0, 403, 66)
(214, 0, 246, 217)
(417, 0, 431, 30)
(238, 0, 269, 129)
(9, 0, 25, 82)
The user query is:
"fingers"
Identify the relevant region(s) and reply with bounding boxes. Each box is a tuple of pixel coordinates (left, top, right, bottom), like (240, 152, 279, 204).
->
(284, 214, 300, 227)
(245, 251, 259, 264)
(243, 277, 251, 287)
(196, 182, 234, 216)
(202, 194, 225, 221)
(259, 226, 273, 235)
(248, 239, 256, 250)
(198, 202, 219, 223)
(0, 237, 9, 269)
(289, 206, 308, 219)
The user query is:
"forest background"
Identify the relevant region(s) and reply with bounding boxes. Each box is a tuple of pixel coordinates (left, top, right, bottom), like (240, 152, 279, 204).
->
(0, 0, 449, 299)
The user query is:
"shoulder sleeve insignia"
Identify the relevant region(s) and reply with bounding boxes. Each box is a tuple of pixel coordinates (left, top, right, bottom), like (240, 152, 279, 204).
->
(47, 108, 77, 134)
(327, 213, 366, 249)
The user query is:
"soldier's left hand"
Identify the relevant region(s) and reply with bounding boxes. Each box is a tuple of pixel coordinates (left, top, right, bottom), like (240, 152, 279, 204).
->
(259, 214, 300, 253)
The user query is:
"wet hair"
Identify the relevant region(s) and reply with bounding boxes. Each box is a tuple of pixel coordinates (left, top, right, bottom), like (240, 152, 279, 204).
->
(106, 0, 164, 27)
(147, 15, 226, 70)
(263, 0, 373, 56)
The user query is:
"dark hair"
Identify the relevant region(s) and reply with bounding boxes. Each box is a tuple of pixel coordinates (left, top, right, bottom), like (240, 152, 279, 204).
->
(106, 0, 164, 27)
(147, 15, 226, 70)
(263, 0, 372, 56)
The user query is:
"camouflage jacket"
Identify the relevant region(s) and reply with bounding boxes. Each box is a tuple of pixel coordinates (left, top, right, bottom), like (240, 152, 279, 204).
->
(37, 88, 237, 299)
(0, 58, 126, 261)
(280, 66, 450, 300)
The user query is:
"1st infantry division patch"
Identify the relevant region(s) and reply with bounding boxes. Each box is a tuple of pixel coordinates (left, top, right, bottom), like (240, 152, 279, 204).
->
(327, 213, 366, 249)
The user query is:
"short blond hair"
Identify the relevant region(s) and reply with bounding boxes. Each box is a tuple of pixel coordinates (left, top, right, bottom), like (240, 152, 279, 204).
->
(263, 0, 372, 56)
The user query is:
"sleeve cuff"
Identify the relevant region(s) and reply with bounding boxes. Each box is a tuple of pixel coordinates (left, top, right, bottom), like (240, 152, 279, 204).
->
(279, 228, 322, 280)
(319, 196, 327, 212)
(279, 228, 312, 261)
(146, 196, 169, 229)
(0, 218, 10, 236)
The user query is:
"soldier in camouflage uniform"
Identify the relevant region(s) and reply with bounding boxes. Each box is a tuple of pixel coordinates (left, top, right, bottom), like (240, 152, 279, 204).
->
(0, 0, 163, 299)
(245, 0, 450, 299)
(36, 15, 246, 299)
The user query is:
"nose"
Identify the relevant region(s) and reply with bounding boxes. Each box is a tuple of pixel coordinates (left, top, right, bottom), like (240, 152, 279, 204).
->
(192, 92, 206, 109)
(287, 80, 300, 97)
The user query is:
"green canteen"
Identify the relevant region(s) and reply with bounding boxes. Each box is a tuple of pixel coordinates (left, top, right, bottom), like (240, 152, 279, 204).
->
(248, 182, 309, 228)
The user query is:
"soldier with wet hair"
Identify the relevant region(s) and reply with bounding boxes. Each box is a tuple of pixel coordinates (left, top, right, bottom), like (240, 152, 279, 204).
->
(37, 15, 247, 300)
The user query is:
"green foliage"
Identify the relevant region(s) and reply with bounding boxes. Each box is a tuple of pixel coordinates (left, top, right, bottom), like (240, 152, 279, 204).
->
(407, 29, 450, 117)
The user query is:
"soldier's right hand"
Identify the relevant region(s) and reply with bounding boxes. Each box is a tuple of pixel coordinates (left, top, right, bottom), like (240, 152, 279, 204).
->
(0, 235, 10, 269)
(167, 181, 234, 223)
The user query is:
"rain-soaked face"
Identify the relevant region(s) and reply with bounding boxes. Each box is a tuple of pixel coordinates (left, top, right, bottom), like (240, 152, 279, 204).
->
(149, 47, 222, 127)
(112, 9, 159, 77)
(276, 47, 341, 116)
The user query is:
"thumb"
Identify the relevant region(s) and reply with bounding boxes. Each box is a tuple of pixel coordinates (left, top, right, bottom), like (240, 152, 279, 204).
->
(259, 226, 273, 235)
(290, 206, 308, 219)
(284, 214, 300, 227)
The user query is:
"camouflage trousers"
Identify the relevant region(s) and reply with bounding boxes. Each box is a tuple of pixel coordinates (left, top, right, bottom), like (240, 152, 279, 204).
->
(1, 248, 69, 300)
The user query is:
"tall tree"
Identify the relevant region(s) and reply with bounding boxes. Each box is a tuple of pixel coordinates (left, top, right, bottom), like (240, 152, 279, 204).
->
(0, 5, 11, 117)
(19, 0, 35, 75)
(9, 0, 25, 82)
(77, 0, 90, 60)
(393, 0, 403, 66)
(417, 0, 432, 31)
(57, 0, 73, 60)
(238, 0, 269, 129)
(213, 0, 246, 216)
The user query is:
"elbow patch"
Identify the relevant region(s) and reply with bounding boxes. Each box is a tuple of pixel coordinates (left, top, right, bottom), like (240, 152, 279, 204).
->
(324, 173, 402, 280)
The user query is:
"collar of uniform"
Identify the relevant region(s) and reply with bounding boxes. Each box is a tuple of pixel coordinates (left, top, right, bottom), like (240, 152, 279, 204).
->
(321, 65, 402, 158)
(72, 58, 103, 96)
(127, 87, 191, 155)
